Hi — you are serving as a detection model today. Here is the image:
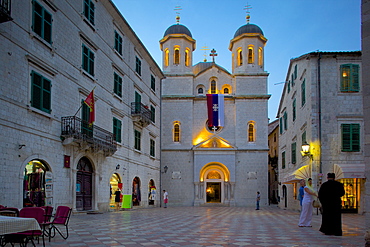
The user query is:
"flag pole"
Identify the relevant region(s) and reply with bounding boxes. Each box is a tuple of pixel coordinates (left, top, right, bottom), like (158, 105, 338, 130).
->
(74, 86, 96, 116)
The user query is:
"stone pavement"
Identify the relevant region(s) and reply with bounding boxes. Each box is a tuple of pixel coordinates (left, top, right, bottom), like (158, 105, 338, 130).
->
(42, 206, 365, 247)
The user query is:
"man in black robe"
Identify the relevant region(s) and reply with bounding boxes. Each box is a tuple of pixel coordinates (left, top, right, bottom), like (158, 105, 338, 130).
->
(318, 173, 345, 236)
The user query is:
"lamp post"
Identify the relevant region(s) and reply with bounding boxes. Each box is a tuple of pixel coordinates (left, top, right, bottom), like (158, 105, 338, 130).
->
(301, 142, 313, 160)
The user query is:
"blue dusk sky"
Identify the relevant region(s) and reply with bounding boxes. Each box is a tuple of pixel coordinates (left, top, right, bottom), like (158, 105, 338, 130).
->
(111, 0, 361, 121)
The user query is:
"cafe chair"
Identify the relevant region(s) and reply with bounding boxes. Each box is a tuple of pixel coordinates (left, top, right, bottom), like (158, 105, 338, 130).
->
(0, 207, 19, 217)
(44, 206, 72, 241)
(4, 207, 45, 247)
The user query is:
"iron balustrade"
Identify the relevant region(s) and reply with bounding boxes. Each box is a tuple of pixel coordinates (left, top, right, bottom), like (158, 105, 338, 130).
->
(0, 0, 12, 23)
(61, 116, 117, 155)
(130, 102, 152, 126)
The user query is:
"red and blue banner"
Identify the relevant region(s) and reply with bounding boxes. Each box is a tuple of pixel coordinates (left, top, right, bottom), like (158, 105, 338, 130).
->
(207, 94, 224, 127)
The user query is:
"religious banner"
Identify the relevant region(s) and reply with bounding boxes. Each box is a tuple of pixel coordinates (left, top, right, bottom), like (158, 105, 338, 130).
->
(206, 94, 224, 127)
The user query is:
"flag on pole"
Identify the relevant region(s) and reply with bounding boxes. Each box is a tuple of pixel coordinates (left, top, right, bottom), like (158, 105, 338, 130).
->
(84, 89, 95, 125)
(207, 94, 224, 127)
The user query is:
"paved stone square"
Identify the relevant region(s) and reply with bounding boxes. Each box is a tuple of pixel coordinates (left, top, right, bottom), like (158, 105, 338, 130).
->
(44, 206, 365, 247)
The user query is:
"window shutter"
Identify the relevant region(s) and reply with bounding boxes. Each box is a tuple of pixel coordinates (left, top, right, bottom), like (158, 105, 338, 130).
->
(352, 124, 360, 151)
(291, 142, 296, 164)
(342, 124, 351, 151)
(31, 72, 42, 110)
(42, 77, 51, 113)
(351, 64, 359, 92)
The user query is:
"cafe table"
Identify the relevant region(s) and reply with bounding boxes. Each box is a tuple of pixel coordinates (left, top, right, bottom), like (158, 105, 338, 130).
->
(0, 215, 41, 235)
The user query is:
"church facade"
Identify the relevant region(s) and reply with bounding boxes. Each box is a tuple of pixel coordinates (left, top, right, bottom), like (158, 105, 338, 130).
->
(160, 19, 270, 207)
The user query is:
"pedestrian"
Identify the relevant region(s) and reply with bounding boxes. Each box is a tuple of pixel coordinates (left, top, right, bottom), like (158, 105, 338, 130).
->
(114, 188, 121, 211)
(298, 178, 317, 227)
(318, 173, 345, 236)
(163, 190, 168, 208)
(256, 191, 260, 210)
(298, 179, 305, 207)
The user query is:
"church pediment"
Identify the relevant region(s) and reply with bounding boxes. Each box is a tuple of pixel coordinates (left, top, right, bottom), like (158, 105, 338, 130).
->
(193, 62, 231, 77)
(193, 135, 236, 149)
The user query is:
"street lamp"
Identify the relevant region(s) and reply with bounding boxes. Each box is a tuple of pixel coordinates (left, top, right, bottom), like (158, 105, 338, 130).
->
(301, 142, 313, 160)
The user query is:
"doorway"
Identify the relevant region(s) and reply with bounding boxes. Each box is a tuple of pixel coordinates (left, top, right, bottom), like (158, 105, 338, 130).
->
(110, 173, 121, 209)
(76, 157, 93, 211)
(132, 177, 141, 206)
(206, 182, 221, 203)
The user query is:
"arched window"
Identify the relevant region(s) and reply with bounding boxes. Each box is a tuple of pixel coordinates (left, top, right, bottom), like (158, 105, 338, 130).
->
(224, 88, 229, 94)
(174, 47, 180, 65)
(173, 122, 180, 142)
(185, 49, 190, 66)
(248, 46, 254, 64)
(211, 80, 216, 94)
(248, 122, 255, 142)
(258, 47, 263, 66)
(198, 88, 204, 95)
(165, 49, 169, 67)
(237, 48, 243, 66)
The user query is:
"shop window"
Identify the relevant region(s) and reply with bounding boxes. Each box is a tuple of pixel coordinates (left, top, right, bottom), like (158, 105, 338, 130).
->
(110, 173, 122, 209)
(23, 160, 49, 207)
(148, 180, 156, 205)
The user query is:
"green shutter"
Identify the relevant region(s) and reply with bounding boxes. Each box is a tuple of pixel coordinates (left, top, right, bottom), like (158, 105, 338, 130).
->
(279, 117, 283, 134)
(291, 142, 296, 164)
(342, 124, 360, 151)
(292, 99, 296, 121)
(282, 151, 286, 169)
(351, 64, 359, 92)
(301, 79, 306, 106)
(113, 118, 122, 143)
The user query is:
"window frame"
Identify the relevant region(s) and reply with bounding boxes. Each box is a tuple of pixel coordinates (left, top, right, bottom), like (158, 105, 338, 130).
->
(114, 72, 122, 97)
(32, 0, 52, 44)
(31, 70, 52, 114)
(134, 129, 141, 151)
(135, 56, 142, 76)
(113, 117, 122, 143)
(114, 30, 123, 55)
(150, 139, 155, 157)
(82, 44, 95, 76)
(341, 123, 360, 152)
(151, 75, 156, 91)
(340, 64, 360, 92)
(83, 0, 95, 25)
(301, 79, 306, 106)
(291, 142, 296, 164)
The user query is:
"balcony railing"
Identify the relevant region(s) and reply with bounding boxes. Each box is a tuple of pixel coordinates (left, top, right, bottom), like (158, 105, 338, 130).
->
(0, 0, 13, 23)
(131, 102, 152, 127)
(61, 116, 117, 156)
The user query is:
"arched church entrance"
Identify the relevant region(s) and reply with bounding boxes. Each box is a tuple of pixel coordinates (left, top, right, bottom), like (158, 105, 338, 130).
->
(23, 160, 51, 207)
(196, 163, 232, 205)
(76, 157, 93, 211)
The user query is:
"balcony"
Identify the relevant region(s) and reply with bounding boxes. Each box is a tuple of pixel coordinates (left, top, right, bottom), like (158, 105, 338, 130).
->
(0, 0, 13, 23)
(61, 116, 117, 156)
(131, 102, 152, 127)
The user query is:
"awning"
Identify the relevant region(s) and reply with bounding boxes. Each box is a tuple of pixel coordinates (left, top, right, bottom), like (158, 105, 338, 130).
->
(333, 164, 365, 179)
(283, 165, 311, 184)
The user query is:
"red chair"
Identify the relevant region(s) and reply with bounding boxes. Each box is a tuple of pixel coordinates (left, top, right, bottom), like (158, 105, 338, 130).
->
(0, 207, 19, 217)
(4, 207, 45, 247)
(45, 206, 72, 241)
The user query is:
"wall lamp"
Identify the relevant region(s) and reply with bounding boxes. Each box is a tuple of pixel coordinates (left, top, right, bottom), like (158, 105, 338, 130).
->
(301, 142, 313, 160)
(116, 164, 120, 170)
(162, 165, 168, 174)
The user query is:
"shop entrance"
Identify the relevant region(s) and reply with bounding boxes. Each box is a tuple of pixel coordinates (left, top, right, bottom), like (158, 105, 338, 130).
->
(206, 182, 221, 203)
(132, 177, 141, 206)
(23, 160, 50, 207)
(148, 179, 156, 205)
(110, 173, 122, 209)
(76, 157, 93, 211)
(340, 178, 360, 213)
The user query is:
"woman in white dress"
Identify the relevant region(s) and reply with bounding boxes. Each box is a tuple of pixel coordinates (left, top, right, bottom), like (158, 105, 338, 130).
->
(298, 178, 318, 227)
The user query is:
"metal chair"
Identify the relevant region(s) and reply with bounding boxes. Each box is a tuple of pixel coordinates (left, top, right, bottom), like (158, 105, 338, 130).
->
(45, 206, 72, 241)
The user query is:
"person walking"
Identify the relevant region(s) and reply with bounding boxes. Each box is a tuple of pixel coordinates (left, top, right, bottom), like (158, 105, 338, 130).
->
(163, 190, 168, 208)
(318, 173, 345, 236)
(256, 191, 261, 210)
(114, 188, 121, 211)
(298, 178, 317, 227)
(298, 179, 305, 207)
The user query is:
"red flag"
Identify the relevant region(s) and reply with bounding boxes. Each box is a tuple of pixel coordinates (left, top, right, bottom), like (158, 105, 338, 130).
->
(84, 90, 95, 125)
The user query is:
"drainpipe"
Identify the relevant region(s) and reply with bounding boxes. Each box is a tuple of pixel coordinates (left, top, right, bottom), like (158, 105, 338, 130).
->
(317, 52, 323, 189)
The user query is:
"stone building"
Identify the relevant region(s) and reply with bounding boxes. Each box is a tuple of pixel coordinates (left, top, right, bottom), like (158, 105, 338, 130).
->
(268, 119, 279, 204)
(160, 16, 270, 207)
(0, 0, 163, 211)
(278, 51, 365, 213)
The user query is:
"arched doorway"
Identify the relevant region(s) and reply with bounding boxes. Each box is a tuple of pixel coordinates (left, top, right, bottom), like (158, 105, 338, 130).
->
(110, 173, 122, 209)
(148, 179, 156, 205)
(23, 160, 51, 207)
(197, 163, 231, 205)
(76, 157, 93, 211)
(132, 177, 141, 206)
(205, 170, 222, 203)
